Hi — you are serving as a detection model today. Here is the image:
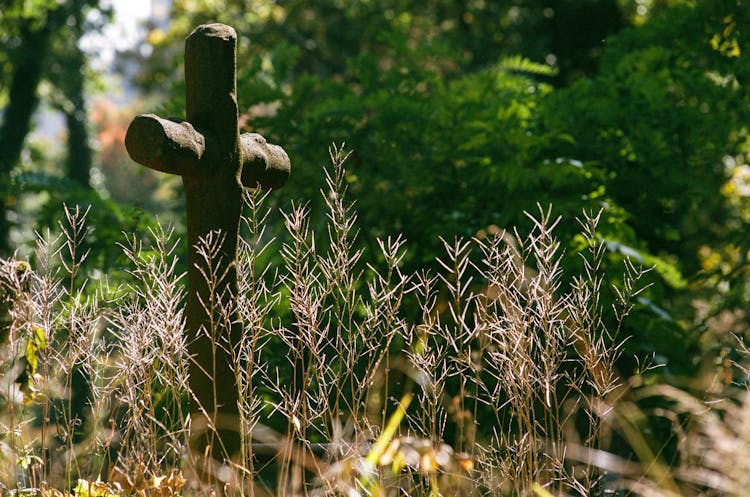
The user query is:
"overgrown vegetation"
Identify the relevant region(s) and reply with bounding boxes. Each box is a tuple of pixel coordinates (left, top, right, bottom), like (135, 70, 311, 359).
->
(0, 149, 746, 496)
(146, 0, 750, 379)
(2, 0, 749, 495)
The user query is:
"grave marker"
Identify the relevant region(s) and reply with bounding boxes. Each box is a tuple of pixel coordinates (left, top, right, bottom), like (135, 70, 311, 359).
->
(125, 23, 290, 455)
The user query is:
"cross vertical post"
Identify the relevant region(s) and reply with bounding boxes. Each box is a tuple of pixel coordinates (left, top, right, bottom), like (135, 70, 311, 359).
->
(124, 23, 291, 458)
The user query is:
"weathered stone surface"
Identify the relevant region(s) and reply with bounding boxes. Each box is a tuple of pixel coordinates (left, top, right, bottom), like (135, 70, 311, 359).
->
(124, 22, 290, 459)
(240, 133, 291, 189)
(125, 115, 204, 175)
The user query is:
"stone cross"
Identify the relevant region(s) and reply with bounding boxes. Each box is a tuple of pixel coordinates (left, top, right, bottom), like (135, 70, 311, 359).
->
(124, 23, 290, 455)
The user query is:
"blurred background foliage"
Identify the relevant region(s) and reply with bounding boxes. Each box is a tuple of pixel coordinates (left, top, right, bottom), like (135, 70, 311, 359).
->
(1, 0, 749, 382)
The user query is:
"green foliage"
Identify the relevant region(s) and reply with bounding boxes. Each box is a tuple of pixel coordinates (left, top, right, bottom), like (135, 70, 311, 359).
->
(145, 0, 625, 87)
(0, 0, 114, 255)
(0, 0, 59, 97)
(540, 1, 750, 365)
(544, 2, 749, 267)
(253, 52, 610, 269)
(15, 172, 162, 274)
(130, 0, 750, 375)
(288, 1, 750, 369)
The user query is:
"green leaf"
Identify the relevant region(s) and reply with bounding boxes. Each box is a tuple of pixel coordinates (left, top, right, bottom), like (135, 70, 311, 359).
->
(498, 55, 558, 76)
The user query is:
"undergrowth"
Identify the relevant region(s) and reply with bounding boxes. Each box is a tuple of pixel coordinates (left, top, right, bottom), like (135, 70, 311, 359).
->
(0, 147, 745, 497)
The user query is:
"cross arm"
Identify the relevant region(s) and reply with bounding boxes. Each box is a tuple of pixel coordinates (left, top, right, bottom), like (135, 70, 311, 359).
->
(240, 132, 291, 189)
(125, 114, 206, 176)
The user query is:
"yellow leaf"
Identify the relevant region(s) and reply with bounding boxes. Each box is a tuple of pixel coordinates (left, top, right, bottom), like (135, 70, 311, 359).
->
(25, 340, 38, 372)
(710, 34, 721, 51)
(532, 483, 556, 497)
(723, 21, 735, 38)
(359, 393, 413, 492)
(365, 392, 413, 467)
(728, 40, 741, 57)
(32, 327, 47, 349)
(378, 438, 400, 466)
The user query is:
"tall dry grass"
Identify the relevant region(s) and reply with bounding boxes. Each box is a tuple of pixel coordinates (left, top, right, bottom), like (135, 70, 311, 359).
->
(0, 147, 744, 497)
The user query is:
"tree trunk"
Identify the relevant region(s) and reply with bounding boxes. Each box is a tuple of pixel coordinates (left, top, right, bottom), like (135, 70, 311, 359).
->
(63, 43, 93, 189)
(0, 20, 55, 255)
